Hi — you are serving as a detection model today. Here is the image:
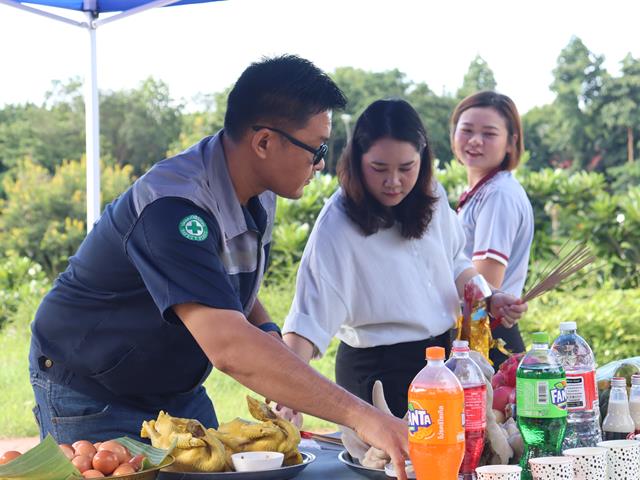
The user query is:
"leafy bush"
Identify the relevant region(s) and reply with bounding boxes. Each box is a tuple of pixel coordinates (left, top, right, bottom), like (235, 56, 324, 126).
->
(267, 174, 338, 284)
(0, 158, 134, 278)
(0, 256, 50, 330)
(520, 288, 640, 365)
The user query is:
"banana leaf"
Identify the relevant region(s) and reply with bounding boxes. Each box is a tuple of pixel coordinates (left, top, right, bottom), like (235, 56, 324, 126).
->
(0, 436, 173, 480)
(114, 437, 174, 470)
(0, 435, 82, 480)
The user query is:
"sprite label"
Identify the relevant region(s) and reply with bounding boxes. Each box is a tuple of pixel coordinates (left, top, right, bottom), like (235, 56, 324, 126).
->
(516, 377, 568, 418)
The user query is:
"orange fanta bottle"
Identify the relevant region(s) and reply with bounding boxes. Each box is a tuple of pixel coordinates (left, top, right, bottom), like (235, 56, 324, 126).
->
(408, 346, 465, 480)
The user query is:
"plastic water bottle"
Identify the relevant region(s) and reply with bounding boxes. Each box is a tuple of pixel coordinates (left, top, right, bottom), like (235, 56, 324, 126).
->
(516, 332, 567, 480)
(602, 377, 635, 440)
(445, 340, 486, 480)
(408, 346, 465, 480)
(550, 321, 602, 448)
(629, 374, 640, 434)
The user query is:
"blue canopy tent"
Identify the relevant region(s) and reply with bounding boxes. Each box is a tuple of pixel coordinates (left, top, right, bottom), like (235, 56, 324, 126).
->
(0, 0, 221, 230)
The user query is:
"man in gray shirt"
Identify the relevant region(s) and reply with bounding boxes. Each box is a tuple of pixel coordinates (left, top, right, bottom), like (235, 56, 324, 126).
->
(29, 55, 410, 478)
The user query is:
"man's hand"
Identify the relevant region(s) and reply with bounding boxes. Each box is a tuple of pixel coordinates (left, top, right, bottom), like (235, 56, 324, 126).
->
(490, 293, 528, 328)
(270, 403, 303, 428)
(174, 301, 409, 478)
(351, 405, 409, 480)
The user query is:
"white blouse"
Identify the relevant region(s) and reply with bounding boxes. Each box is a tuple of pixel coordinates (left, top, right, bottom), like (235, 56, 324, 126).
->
(282, 182, 472, 356)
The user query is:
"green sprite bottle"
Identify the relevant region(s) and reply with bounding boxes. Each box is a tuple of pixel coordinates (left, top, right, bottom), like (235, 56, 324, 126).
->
(516, 332, 567, 480)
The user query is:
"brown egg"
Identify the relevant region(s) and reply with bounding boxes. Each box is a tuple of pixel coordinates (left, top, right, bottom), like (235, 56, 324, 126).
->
(92, 450, 119, 475)
(0, 451, 21, 465)
(111, 463, 136, 477)
(98, 440, 130, 464)
(73, 441, 97, 458)
(72, 455, 94, 473)
(59, 444, 75, 460)
(82, 469, 105, 478)
(93, 442, 102, 451)
(128, 454, 145, 472)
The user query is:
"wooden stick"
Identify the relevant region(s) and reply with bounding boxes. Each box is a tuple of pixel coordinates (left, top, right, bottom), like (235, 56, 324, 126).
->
(523, 243, 596, 303)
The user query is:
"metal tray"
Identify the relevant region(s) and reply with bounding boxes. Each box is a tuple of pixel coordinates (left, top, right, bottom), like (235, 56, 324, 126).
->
(157, 452, 315, 480)
(337, 450, 387, 479)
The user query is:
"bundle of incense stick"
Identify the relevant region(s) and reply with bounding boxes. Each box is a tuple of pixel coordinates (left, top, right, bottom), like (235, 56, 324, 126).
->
(523, 242, 597, 303)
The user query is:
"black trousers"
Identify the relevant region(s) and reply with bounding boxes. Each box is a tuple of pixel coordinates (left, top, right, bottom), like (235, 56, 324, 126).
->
(490, 323, 525, 368)
(335, 331, 452, 418)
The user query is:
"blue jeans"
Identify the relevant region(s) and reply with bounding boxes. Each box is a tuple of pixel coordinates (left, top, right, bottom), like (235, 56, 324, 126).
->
(30, 369, 218, 444)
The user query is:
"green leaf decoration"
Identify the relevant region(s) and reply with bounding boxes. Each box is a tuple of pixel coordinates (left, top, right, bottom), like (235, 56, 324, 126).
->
(113, 437, 172, 467)
(0, 435, 82, 480)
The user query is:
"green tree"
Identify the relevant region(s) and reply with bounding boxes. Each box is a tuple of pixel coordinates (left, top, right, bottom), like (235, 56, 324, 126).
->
(0, 157, 135, 277)
(457, 55, 497, 99)
(100, 78, 183, 174)
(521, 104, 559, 170)
(549, 36, 606, 169)
(168, 88, 229, 156)
(598, 54, 640, 165)
(0, 79, 85, 174)
(407, 83, 457, 162)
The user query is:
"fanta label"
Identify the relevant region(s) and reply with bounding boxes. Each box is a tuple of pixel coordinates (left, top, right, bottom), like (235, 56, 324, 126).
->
(516, 377, 568, 418)
(407, 396, 464, 444)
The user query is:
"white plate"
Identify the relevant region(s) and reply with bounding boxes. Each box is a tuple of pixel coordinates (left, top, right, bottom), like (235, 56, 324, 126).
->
(157, 452, 315, 480)
(337, 450, 387, 479)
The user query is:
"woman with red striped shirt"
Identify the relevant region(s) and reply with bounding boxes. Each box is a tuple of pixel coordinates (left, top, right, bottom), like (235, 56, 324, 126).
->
(451, 91, 534, 368)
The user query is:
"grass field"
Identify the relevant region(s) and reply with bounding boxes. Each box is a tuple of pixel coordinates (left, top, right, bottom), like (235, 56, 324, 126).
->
(2, 280, 636, 438)
(0, 279, 337, 438)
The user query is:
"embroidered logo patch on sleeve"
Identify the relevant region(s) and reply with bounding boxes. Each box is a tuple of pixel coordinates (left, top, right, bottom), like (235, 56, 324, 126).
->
(179, 215, 209, 241)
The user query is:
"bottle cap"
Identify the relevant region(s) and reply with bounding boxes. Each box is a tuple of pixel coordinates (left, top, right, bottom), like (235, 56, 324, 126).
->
(632, 374, 640, 386)
(452, 340, 470, 352)
(612, 377, 627, 388)
(559, 321, 577, 331)
(532, 332, 549, 344)
(426, 346, 445, 360)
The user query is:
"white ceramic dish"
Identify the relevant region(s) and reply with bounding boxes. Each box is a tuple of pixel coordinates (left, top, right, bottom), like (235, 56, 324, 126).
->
(157, 452, 315, 480)
(231, 452, 284, 472)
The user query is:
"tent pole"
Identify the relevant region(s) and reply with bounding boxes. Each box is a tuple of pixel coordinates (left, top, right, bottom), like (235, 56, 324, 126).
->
(85, 12, 100, 232)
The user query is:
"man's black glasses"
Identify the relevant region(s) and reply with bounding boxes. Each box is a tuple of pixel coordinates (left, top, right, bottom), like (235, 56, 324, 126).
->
(252, 125, 328, 166)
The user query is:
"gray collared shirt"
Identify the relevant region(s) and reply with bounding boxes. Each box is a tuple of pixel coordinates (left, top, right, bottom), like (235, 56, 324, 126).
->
(132, 130, 276, 314)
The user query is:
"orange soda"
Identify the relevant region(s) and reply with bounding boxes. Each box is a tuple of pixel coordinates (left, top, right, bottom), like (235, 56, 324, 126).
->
(408, 346, 465, 480)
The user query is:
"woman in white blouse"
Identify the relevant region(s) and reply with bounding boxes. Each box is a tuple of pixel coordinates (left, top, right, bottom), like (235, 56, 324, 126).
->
(281, 99, 526, 418)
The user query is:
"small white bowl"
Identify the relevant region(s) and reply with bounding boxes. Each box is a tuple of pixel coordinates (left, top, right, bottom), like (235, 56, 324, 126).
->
(231, 451, 284, 472)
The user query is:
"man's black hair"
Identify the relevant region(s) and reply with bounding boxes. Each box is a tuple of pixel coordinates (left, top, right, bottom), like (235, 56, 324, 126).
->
(224, 55, 347, 140)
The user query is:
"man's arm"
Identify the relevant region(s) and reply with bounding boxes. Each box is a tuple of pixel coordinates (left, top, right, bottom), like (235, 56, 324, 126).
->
(174, 302, 409, 479)
(247, 298, 270, 326)
(247, 298, 281, 340)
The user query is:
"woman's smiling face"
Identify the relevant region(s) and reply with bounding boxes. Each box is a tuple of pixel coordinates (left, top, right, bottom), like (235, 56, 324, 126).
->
(453, 106, 512, 175)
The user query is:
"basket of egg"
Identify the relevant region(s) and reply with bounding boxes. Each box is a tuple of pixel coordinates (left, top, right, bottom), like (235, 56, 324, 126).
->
(0, 435, 173, 480)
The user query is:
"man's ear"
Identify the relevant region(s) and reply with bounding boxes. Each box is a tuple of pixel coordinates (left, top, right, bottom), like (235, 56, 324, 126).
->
(251, 129, 272, 160)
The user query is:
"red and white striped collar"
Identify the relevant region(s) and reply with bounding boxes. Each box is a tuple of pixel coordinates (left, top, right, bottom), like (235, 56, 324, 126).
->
(455, 167, 503, 213)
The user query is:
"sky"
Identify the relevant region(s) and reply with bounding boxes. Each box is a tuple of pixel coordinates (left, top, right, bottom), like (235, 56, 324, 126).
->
(0, 0, 638, 114)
